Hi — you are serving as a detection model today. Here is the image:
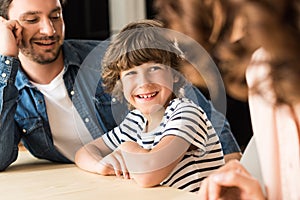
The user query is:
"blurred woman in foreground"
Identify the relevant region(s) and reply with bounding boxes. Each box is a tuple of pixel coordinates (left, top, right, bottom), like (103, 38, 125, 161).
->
(198, 0, 300, 199)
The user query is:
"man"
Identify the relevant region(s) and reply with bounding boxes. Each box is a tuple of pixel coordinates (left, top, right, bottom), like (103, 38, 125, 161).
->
(0, 0, 240, 171)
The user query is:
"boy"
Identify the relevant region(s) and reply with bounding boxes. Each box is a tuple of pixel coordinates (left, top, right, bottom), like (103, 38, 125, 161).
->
(75, 19, 224, 193)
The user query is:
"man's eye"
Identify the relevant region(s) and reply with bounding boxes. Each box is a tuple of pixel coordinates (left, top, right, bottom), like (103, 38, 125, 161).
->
(50, 13, 61, 20)
(25, 18, 38, 23)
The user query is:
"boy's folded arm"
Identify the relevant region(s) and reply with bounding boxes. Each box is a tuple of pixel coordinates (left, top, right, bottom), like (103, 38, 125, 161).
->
(74, 138, 112, 174)
(119, 136, 190, 188)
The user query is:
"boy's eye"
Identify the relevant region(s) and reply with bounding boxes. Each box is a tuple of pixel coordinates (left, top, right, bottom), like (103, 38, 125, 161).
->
(124, 71, 137, 77)
(149, 66, 162, 71)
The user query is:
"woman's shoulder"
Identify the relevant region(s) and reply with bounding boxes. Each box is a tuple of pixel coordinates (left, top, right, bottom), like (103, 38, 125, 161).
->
(246, 48, 271, 88)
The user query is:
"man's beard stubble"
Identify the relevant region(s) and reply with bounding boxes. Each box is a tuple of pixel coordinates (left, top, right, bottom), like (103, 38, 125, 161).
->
(19, 37, 63, 65)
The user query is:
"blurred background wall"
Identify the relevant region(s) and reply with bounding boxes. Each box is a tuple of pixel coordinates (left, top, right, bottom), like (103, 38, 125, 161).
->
(63, 0, 154, 40)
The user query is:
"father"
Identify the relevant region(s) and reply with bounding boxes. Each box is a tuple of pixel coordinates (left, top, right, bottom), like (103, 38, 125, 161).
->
(0, 0, 240, 171)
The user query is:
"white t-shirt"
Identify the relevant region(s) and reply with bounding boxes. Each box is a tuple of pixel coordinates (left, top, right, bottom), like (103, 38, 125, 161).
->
(31, 69, 93, 161)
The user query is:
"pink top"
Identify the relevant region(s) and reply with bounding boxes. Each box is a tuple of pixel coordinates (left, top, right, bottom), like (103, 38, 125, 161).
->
(246, 48, 300, 200)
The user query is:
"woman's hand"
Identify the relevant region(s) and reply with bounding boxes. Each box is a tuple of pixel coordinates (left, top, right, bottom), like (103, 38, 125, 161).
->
(198, 160, 266, 200)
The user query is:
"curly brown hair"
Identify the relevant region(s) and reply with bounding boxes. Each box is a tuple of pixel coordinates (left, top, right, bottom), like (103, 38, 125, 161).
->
(154, 0, 256, 102)
(101, 19, 186, 102)
(242, 0, 300, 106)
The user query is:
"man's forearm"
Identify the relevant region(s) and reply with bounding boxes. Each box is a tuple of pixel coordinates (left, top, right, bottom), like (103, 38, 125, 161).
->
(0, 56, 20, 171)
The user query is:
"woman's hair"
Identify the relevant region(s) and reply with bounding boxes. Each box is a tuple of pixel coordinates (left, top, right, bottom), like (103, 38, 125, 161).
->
(0, 0, 67, 19)
(242, 0, 300, 106)
(102, 19, 186, 102)
(154, 0, 300, 107)
(154, 0, 227, 50)
(153, 0, 256, 100)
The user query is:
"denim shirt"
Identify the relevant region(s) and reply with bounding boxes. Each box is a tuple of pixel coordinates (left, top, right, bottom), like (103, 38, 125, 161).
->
(0, 40, 240, 171)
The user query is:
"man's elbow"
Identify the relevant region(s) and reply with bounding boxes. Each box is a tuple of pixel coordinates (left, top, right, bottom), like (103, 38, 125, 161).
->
(0, 153, 17, 171)
(0, 164, 9, 172)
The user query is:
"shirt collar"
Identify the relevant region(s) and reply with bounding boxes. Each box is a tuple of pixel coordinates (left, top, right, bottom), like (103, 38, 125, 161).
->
(15, 41, 81, 90)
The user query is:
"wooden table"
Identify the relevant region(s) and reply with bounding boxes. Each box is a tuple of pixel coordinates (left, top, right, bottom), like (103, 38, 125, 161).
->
(0, 151, 198, 200)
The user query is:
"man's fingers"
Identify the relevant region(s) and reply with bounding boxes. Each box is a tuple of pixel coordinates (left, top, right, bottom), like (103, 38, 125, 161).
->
(12, 22, 23, 46)
(0, 17, 22, 56)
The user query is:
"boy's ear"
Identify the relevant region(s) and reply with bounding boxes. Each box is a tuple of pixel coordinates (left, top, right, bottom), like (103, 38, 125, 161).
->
(112, 80, 124, 102)
(173, 75, 180, 83)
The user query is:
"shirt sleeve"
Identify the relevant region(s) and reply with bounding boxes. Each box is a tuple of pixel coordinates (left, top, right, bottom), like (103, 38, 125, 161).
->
(0, 55, 21, 171)
(102, 111, 143, 150)
(162, 101, 210, 152)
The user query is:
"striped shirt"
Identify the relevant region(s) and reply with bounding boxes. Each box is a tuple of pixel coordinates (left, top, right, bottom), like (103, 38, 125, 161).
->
(102, 98, 225, 192)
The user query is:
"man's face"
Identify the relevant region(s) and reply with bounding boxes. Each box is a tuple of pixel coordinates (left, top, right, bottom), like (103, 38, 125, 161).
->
(8, 0, 65, 64)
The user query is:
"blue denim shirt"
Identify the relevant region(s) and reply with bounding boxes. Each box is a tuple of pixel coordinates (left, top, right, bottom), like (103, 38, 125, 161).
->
(0, 40, 240, 171)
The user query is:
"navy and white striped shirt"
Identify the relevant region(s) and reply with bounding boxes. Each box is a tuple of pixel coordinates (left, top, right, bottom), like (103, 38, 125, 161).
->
(102, 98, 225, 192)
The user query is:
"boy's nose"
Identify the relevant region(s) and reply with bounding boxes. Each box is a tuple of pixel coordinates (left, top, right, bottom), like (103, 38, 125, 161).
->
(136, 73, 151, 86)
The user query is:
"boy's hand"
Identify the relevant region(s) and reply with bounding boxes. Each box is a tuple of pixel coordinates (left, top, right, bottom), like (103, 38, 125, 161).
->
(98, 149, 130, 179)
(0, 16, 22, 57)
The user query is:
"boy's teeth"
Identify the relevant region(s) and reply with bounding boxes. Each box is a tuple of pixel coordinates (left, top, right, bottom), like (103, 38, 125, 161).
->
(138, 92, 156, 98)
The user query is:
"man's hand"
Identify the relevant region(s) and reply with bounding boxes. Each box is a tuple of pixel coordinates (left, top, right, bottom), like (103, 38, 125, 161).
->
(0, 16, 22, 57)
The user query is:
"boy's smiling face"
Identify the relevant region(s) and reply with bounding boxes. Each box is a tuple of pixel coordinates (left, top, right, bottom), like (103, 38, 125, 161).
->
(120, 62, 177, 115)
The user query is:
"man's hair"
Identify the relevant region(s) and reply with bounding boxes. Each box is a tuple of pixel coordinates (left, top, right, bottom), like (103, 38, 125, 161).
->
(0, 0, 67, 19)
(102, 19, 186, 102)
